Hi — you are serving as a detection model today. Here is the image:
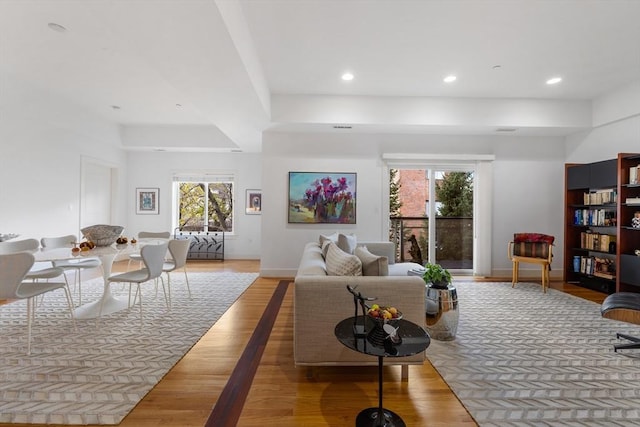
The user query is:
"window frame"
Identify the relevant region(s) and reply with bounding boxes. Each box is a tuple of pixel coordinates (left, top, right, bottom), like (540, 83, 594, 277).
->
(172, 173, 235, 235)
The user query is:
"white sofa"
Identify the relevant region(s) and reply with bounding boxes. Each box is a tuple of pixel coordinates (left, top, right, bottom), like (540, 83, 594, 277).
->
(293, 239, 425, 374)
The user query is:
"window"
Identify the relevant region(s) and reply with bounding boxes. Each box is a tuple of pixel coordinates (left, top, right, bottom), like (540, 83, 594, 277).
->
(173, 174, 234, 233)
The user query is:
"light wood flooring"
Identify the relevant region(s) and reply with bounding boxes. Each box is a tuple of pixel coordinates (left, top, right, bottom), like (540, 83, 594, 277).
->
(1, 260, 609, 427)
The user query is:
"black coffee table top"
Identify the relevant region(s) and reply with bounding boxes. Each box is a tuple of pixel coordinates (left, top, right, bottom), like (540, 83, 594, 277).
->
(335, 317, 430, 358)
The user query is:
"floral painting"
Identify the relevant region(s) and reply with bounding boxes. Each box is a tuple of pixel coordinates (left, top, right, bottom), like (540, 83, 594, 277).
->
(288, 172, 356, 224)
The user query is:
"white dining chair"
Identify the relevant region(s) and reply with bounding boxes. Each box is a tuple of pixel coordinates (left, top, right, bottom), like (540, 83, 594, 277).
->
(127, 231, 171, 271)
(41, 234, 102, 306)
(0, 252, 76, 355)
(162, 238, 192, 302)
(101, 241, 169, 329)
(0, 238, 65, 282)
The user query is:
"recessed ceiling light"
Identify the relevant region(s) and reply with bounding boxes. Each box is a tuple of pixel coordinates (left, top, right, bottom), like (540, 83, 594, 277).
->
(341, 72, 354, 81)
(443, 75, 457, 83)
(175, 103, 182, 108)
(546, 77, 562, 85)
(492, 65, 502, 70)
(111, 105, 121, 110)
(47, 22, 67, 32)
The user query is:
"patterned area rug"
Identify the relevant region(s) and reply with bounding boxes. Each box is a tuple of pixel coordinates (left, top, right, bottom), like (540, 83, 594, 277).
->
(0, 272, 258, 425)
(426, 281, 640, 427)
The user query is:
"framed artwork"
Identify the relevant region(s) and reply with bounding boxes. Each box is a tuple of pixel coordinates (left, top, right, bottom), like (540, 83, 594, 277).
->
(288, 172, 356, 224)
(246, 189, 262, 215)
(136, 188, 159, 215)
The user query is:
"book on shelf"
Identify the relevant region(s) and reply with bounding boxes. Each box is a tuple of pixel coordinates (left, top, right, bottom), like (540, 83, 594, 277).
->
(573, 208, 616, 226)
(626, 197, 640, 204)
(575, 255, 615, 278)
(631, 165, 640, 185)
(583, 189, 617, 205)
(580, 231, 616, 252)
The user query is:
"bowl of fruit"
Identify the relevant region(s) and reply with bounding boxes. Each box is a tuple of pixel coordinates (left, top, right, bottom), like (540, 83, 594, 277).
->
(80, 224, 124, 247)
(367, 304, 402, 324)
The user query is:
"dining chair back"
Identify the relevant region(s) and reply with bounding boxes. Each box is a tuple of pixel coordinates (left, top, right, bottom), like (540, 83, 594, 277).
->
(0, 252, 76, 355)
(41, 234, 102, 305)
(163, 238, 192, 300)
(127, 231, 171, 270)
(0, 238, 64, 281)
(0, 238, 39, 254)
(0, 252, 34, 297)
(103, 241, 170, 328)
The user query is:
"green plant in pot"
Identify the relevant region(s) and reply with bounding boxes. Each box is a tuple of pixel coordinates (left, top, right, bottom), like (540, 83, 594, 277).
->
(422, 262, 452, 289)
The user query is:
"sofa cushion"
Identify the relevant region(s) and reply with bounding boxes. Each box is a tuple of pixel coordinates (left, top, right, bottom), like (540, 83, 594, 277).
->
(388, 261, 425, 276)
(296, 242, 328, 276)
(355, 246, 389, 276)
(325, 242, 363, 276)
(337, 233, 357, 254)
(321, 239, 332, 258)
(319, 232, 339, 246)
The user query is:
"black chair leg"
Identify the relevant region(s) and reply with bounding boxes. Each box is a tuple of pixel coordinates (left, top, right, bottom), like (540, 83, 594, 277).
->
(614, 333, 640, 352)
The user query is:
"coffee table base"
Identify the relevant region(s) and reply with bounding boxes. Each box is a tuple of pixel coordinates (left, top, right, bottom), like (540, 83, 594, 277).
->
(356, 407, 405, 427)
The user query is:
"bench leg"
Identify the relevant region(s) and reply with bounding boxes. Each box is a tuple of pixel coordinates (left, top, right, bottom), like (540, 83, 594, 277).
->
(401, 365, 408, 381)
(545, 264, 550, 293)
(511, 261, 519, 287)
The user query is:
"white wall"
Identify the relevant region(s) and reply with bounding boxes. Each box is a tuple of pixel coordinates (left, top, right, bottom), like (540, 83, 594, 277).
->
(566, 81, 640, 164)
(566, 117, 640, 164)
(0, 106, 126, 241)
(126, 151, 262, 259)
(259, 131, 566, 277)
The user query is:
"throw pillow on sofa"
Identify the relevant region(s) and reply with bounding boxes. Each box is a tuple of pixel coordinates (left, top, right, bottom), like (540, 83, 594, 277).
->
(325, 242, 363, 276)
(321, 239, 333, 258)
(337, 233, 357, 254)
(319, 232, 339, 246)
(355, 246, 389, 276)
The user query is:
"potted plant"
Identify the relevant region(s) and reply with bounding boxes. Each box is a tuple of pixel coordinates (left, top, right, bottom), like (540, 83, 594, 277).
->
(422, 262, 452, 289)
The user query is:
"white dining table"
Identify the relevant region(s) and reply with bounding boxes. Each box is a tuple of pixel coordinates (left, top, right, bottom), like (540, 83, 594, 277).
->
(34, 239, 167, 319)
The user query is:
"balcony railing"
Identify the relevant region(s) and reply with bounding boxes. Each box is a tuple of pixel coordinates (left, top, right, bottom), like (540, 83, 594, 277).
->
(389, 216, 473, 270)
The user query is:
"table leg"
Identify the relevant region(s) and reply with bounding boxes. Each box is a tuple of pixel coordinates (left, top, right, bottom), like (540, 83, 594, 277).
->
(73, 253, 128, 319)
(355, 356, 406, 427)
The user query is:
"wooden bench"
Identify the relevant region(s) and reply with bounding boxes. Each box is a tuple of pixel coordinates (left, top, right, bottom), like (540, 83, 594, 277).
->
(507, 233, 554, 293)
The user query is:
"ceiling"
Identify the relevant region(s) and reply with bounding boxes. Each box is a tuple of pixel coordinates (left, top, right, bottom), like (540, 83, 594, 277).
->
(1, 0, 639, 152)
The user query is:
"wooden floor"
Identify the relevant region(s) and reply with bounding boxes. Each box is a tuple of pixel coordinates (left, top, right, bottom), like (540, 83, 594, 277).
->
(1, 261, 609, 427)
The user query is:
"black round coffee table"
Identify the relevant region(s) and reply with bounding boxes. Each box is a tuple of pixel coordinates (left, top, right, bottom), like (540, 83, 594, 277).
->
(335, 316, 430, 427)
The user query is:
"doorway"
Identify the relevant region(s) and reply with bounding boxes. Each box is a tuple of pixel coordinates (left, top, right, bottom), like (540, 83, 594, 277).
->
(391, 167, 474, 274)
(80, 158, 117, 230)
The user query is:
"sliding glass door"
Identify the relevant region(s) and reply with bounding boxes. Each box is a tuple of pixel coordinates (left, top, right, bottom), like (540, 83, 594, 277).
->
(429, 169, 473, 271)
(390, 166, 474, 274)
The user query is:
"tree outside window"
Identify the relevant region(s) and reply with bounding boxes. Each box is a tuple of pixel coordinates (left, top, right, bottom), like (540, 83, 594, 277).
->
(177, 181, 233, 232)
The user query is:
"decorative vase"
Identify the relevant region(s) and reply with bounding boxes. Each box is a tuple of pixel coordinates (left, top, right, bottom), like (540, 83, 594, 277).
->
(425, 283, 459, 341)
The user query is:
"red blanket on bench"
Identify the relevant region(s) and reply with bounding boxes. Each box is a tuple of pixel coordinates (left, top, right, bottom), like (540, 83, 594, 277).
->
(513, 233, 554, 259)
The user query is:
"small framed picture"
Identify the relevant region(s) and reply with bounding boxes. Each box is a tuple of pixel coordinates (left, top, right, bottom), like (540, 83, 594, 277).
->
(136, 188, 159, 215)
(245, 189, 262, 215)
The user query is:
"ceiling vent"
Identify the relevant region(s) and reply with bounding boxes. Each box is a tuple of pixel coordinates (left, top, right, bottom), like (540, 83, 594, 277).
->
(495, 128, 517, 132)
(333, 125, 353, 129)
